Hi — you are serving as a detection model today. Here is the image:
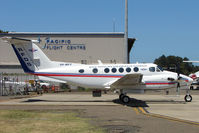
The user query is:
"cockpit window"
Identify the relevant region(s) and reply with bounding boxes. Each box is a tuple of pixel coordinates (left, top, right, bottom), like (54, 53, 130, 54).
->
(156, 68, 160, 72)
(157, 66, 163, 72)
(149, 67, 155, 72)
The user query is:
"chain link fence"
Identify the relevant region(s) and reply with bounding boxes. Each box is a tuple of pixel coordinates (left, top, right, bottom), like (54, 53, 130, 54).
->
(0, 73, 35, 96)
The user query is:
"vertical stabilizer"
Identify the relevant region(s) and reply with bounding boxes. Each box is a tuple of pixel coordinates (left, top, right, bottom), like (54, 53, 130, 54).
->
(2, 37, 53, 73)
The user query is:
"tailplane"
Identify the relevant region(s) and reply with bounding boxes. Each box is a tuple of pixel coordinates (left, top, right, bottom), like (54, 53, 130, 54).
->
(2, 37, 62, 73)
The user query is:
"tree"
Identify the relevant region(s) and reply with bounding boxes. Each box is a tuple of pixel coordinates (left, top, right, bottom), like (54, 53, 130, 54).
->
(154, 55, 168, 68)
(154, 55, 199, 75)
(0, 29, 8, 33)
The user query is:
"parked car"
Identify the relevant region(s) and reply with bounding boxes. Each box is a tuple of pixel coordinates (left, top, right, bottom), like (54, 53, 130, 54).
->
(190, 80, 199, 90)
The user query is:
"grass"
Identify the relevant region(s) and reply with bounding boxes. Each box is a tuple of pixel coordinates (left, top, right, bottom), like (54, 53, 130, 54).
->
(0, 110, 105, 133)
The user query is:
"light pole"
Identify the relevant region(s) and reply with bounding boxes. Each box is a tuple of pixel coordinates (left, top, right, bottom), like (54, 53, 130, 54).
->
(124, 0, 128, 63)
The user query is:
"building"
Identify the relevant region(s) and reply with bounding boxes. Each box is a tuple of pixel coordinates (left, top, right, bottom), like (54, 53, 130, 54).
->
(0, 32, 135, 74)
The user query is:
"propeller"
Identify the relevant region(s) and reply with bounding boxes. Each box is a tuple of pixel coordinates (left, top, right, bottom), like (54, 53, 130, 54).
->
(176, 64, 181, 95)
(167, 63, 193, 101)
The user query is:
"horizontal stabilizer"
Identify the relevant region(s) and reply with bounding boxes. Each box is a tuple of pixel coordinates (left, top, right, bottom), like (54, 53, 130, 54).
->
(1, 37, 34, 45)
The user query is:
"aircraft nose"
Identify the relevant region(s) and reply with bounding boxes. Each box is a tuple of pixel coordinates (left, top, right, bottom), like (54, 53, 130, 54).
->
(187, 76, 193, 83)
(179, 74, 193, 83)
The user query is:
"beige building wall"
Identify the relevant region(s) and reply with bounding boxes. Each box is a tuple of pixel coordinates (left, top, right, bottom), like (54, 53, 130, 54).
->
(0, 33, 125, 65)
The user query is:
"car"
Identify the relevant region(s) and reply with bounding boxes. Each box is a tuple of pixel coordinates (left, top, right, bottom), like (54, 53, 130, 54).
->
(190, 81, 199, 90)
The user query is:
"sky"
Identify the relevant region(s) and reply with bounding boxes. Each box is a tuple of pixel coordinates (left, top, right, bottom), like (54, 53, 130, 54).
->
(1, 0, 199, 64)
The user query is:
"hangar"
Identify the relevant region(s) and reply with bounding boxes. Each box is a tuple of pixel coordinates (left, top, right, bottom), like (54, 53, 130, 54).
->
(0, 32, 136, 74)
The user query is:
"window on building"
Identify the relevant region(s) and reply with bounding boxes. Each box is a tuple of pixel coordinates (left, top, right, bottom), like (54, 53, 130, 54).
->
(81, 60, 87, 64)
(112, 68, 117, 73)
(104, 68, 110, 73)
(110, 60, 116, 64)
(119, 68, 124, 73)
(93, 68, 98, 73)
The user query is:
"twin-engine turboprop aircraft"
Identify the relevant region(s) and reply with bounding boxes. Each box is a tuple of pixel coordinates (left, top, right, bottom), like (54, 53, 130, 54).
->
(2, 37, 193, 103)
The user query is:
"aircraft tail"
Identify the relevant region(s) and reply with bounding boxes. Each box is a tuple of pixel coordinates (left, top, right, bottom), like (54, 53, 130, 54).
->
(1, 37, 57, 73)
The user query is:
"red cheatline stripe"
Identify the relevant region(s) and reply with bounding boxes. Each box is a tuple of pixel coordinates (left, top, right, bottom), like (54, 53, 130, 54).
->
(30, 73, 123, 78)
(145, 83, 175, 85)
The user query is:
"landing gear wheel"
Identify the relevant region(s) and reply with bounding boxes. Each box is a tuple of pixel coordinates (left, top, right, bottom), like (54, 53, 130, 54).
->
(119, 94, 125, 101)
(122, 96, 130, 103)
(184, 95, 192, 102)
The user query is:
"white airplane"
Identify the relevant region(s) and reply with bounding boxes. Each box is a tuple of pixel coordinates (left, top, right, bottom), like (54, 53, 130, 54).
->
(183, 60, 199, 79)
(0, 80, 27, 88)
(183, 61, 199, 63)
(2, 37, 193, 103)
(183, 60, 199, 89)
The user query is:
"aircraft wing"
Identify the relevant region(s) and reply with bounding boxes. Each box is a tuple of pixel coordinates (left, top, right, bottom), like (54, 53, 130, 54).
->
(110, 73, 143, 89)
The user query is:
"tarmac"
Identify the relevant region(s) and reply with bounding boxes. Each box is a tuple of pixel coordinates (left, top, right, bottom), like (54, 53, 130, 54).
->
(0, 91, 199, 123)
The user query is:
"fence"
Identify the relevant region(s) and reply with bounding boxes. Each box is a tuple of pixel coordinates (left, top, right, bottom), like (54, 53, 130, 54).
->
(0, 73, 35, 96)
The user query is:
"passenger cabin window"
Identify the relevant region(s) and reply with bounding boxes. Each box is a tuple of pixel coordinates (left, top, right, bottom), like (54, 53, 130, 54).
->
(93, 68, 98, 73)
(119, 68, 124, 73)
(134, 67, 139, 72)
(104, 68, 110, 73)
(112, 68, 117, 73)
(126, 67, 131, 73)
(79, 69, 84, 73)
(149, 67, 155, 72)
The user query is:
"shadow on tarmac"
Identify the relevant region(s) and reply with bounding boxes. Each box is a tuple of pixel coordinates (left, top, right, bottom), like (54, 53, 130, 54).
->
(23, 98, 150, 107)
(23, 99, 114, 103)
(113, 98, 149, 107)
(23, 98, 185, 107)
(113, 98, 186, 107)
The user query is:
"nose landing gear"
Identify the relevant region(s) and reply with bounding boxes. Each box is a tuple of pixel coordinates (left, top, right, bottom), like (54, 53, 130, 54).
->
(184, 90, 192, 102)
(185, 94, 192, 102)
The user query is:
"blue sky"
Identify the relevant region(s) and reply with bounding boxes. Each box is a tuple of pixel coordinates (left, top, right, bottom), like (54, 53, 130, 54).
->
(1, 0, 199, 63)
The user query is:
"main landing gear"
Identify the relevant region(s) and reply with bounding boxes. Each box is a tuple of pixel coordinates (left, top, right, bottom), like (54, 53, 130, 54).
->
(119, 93, 131, 103)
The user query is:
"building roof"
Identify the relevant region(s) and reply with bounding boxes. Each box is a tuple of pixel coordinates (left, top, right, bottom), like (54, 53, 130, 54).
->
(0, 32, 125, 38)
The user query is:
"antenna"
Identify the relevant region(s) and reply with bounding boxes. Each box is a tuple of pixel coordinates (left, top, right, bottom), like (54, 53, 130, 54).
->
(113, 18, 116, 32)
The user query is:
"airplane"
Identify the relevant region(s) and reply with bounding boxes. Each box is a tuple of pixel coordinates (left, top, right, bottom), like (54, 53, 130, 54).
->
(1, 37, 194, 103)
(183, 60, 199, 90)
(0, 79, 27, 88)
(183, 61, 199, 63)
